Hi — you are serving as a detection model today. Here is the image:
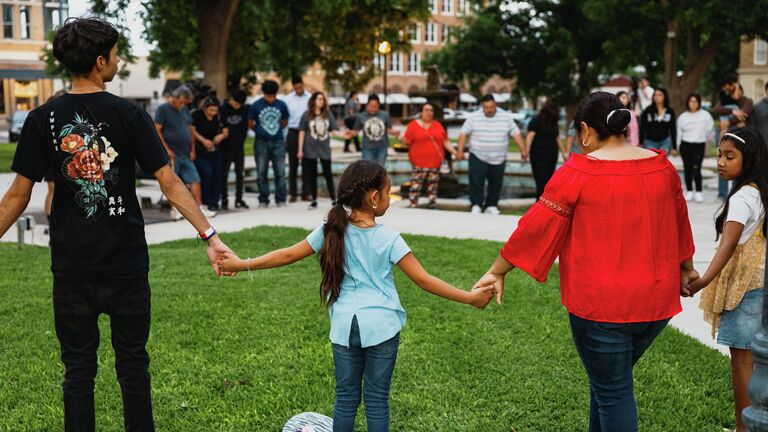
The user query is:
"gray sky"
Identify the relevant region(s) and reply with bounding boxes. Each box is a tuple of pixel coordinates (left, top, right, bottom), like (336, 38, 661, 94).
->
(69, 0, 152, 56)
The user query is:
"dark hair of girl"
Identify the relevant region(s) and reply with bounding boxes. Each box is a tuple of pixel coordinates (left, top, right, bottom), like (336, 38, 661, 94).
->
(653, 87, 670, 109)
(307, 91, 329, 119)
(574, 91, 631, 140)
(319, 160, 388, 308)
(687, 92, 702, 111)
(616, 91, 633, 110)
(537, 102, 559, 132)
(715, 127, 768, 240)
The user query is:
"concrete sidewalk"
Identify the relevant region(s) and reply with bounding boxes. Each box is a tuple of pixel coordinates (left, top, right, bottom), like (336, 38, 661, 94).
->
(0, 153, 730, 355)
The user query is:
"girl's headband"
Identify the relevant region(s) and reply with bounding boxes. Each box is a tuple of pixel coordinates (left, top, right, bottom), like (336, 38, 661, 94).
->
(723, 132, 746, 144)
(606, 108, 631, 124)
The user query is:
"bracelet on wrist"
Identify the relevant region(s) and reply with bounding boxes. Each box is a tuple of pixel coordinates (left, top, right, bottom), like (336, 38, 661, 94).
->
(200, 227, 217, 242)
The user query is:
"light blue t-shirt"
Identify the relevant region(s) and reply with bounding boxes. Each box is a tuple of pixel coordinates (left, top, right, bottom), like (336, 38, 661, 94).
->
(306, 224, 411, 348)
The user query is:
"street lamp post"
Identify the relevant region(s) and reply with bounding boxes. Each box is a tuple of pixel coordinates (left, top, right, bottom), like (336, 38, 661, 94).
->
(744, 250, 768, 431)
(377, 40, 391, 112)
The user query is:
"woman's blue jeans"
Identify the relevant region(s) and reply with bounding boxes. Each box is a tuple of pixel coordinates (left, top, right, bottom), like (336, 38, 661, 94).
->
(568, 314, 669, 432)
(643, 137, 672, 155)
(331, 316, 399, 432)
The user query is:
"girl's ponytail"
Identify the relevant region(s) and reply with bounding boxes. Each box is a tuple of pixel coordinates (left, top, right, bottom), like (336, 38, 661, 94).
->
(318, 160, 387, 308)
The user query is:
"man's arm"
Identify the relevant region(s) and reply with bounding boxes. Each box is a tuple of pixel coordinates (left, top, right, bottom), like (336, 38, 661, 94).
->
(0, 175, 34, 237)
(153, 165, 234, 275)
(154, 124, 175, 160)
(457, 133, 468, 160)
(514, 132, 527, 160)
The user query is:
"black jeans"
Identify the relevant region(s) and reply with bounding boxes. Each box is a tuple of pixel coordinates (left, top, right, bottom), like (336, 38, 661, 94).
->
(286, 128, 305, 197)
(530, 141, 558, 200)
(468, 153, 505, 208)
(679, 141, 705, 192)
(53, 276, 154, 432)
(221, 144, 245, 204)
(343, 117, 360, 152)
(303, 157, 335, 201)
(569, 314, 669, 432)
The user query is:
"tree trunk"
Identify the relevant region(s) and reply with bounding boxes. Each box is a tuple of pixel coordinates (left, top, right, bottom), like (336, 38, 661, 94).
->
(196, 0, 241, 99)
(666, 33, 722, 114)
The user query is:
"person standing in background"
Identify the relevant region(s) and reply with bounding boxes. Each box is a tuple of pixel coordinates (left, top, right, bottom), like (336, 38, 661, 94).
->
(219, 90, 250, 210)
(348, 94, 399, 167)
(527, 102, 568, 200)
(676, 93, 714, 204)
(343, 91, 360, 153)
(640, 87, 677, 156)
(617, 91, 640, 146)
(191, 97, 228, 212)
(284, 76, 312, 202)
(753, 82, 768, 148)
(248, 80, 289, 208)
(636, 77, 654, 113)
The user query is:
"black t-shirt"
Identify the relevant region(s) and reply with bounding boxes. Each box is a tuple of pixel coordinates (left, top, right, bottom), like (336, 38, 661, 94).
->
(528, 116, 559, 148)
(12, 92, 169, 280)
(220, 100, 249, 149)
(192, 109, 223, 153)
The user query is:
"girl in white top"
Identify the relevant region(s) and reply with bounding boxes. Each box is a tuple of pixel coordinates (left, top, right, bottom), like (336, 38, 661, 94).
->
(676, 93, 714, 203)
(685, 128, 768, 432)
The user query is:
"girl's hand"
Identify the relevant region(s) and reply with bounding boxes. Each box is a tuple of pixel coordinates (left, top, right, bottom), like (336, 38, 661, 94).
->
(468, 286, 495, 309)
(686, 276, 709, 297)
(218, 251, 244, 273)
(297, 150, 303, 159)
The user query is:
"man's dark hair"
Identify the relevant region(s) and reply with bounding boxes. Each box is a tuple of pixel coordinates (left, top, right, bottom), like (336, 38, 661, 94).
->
(722, 73, 739, 86)
(262, 80, 279, 95)
(367, 93, 380, 104)
(52, 18, 119, 76)
(291, 75, 304, 85)
(232, 89, 247, 104)
(481, 94, 495, 103)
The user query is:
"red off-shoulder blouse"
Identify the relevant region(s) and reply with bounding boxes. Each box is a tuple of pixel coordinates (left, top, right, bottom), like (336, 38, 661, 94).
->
(501, 150, 694, 323)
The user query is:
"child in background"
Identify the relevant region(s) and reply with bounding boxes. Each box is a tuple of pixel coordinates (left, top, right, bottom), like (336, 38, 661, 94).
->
(219, 160, 494, 432)
(685, 128, 768, 432)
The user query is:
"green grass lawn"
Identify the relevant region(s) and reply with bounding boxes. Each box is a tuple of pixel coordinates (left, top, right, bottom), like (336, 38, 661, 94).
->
(0, 227, 734, 431)
(0, 143, 15, 173)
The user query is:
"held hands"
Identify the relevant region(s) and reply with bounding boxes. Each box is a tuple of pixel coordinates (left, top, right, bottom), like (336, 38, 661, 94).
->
(680, 268, 702, 297)
(217, 251, 244, 274)
(473, 272, 506, 305)
(467, 285, 495, 309)
(206, 236, 237, 277)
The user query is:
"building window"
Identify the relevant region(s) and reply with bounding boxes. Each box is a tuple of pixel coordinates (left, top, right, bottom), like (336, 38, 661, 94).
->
(425, 22, 437, 44)
(442, 0, 454, 15)
(45, 7, 65, 33)
(373, 53, 384, 71)
(458, 0, 468, 15)
(442, 25, 451, 43)
(755, 39, 768, 65)
(19, 6, 29, 39)
(2, 5, 13, 39)
(428, 0, 437, 13)
(409, 23, 420, 43)
(408, 52, 421, 74)
(388, 52, 402, 73)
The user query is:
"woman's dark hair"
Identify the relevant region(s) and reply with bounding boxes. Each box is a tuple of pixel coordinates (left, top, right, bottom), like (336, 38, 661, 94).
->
(653, 87, 670, 109)
(715, 127, 768, 240)
(232, 89, 247, 104)
(348, 90, 357, 98)
(261, 80, 279, 95)
(537, 102, 559, 131)
(200, 97, 220, 109)
(319, 160, 388, 308)
(616, 91, 632, 109)
(52, 18, 119, 77)
(574, 91, 631, 140)
(307, 91, 329, 118)
(687, 92, 702, 111)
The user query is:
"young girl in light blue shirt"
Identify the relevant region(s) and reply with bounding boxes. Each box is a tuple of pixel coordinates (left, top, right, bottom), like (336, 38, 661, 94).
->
(219, 160, 493, 432)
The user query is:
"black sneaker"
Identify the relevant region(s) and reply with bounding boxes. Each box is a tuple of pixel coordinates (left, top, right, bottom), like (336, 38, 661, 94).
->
(208, 204, 220, 212)
(308, 201, 318, 210)
(221, 201, 229, 211)
(235, 200, 250, 209)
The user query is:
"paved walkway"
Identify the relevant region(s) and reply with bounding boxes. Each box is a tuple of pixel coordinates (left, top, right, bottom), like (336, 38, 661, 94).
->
(0, 153, 730, 355)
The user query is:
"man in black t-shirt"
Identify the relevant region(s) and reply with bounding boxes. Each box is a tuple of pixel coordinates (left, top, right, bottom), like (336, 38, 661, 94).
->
(219, 89, 249, 210)
(0, 18, 234, 432)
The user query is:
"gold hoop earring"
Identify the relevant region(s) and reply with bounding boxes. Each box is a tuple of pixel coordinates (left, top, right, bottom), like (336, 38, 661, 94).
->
(372, 203, 378, 209)
(581, 139, 590, 147)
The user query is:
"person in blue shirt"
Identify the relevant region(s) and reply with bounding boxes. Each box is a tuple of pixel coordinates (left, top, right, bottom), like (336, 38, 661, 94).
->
(247, 80, 290, 207)
(218, 160, 494, 432)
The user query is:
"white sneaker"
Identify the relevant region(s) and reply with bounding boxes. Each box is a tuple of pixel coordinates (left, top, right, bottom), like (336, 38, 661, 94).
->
(694, 192, 704, 203)
(200, 205, 217, 218)
(684, 191, 694, 202)
(471, 205, 482, 214)
(169, 208, 183, 221)
(484, 206, 501, 215)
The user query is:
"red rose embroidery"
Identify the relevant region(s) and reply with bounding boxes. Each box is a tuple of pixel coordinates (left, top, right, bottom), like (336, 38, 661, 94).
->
(60, 134, 85, 153)
(67, 149, 103, 181)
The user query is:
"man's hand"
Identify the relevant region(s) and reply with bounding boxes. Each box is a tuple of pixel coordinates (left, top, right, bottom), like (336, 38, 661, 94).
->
(680, 268, 700, 297)
(733, 109, 746, 122)
(473, 272, 506, 305)
(189, 151, 196, 162)
(206, 235, 236, 277)
(467, 286, 495, 309)
(456, 149, 465, 161)
(685, 276, 710, 297)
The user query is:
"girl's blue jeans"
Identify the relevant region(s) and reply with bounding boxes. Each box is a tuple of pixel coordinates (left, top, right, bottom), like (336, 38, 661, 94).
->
(332, 316, 399, 432)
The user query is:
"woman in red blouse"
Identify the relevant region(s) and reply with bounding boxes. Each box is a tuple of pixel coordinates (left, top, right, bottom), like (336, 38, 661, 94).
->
(403, 103, 456, 208)
(475, 92, 698, 432)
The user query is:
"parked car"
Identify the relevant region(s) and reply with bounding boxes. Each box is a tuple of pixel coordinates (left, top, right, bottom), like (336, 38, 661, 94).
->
(9, 110, 29, 142)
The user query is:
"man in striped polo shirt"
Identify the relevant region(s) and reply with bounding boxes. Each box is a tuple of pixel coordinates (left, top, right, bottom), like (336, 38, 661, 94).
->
(457, 94, 526, 215)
